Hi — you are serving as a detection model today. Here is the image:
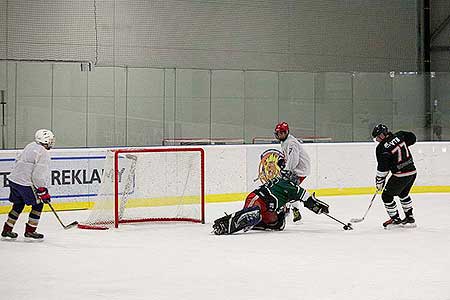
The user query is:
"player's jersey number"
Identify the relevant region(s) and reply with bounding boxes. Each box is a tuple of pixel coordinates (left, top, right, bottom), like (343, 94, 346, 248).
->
(390, 141, 410, 163)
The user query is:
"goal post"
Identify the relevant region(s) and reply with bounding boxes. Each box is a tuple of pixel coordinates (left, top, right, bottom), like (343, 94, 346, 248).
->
(78, 147, 205, 230)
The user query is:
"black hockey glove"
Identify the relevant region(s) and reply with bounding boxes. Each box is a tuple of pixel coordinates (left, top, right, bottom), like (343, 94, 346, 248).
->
(279, 169, 299, 183)
(277, 157, 286, 170)
(304, 193, 329, 214)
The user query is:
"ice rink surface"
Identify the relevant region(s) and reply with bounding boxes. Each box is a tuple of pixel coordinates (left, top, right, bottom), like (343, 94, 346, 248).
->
(1, 193, 450, 300)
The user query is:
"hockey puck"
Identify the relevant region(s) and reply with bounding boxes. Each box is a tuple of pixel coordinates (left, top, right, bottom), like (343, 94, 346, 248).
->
(343, 223, 353, 230)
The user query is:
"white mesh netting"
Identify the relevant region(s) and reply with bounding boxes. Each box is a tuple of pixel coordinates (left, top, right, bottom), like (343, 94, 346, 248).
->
(79, 148, 204, 229)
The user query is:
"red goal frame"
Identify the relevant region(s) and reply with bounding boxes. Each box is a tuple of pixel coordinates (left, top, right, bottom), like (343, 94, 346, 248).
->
(78, 147, 205, 229)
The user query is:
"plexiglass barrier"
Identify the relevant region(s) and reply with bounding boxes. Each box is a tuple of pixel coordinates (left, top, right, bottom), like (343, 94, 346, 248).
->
(0, 63, 448, 148)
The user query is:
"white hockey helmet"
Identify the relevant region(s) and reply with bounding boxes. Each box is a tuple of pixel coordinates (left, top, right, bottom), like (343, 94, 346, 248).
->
(35, 129, 55, 148)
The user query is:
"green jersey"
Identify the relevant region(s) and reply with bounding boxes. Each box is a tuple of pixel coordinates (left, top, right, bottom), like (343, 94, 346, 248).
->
(254, 176, 307, 210)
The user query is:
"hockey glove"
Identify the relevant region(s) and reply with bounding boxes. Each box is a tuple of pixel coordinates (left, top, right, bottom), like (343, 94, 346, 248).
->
(375, 176, 386, 192)
(36, 187, 51, 203)
(279, 169, 299, 183)
(304, 193, 329, 214)
(277, 157, 286, 170)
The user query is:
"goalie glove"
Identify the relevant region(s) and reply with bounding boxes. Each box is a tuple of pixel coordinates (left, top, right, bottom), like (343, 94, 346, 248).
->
(303, 193, 329, 214)
(277, 157, 286, 170)
(375, 175, 387, 192)
(279, 169, 299, 183)
(36, 187, 51, 203)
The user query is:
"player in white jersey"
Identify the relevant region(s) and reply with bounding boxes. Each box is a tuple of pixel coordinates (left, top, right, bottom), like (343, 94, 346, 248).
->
(1, 129, 55, 240)
(274, 122, 311, 222)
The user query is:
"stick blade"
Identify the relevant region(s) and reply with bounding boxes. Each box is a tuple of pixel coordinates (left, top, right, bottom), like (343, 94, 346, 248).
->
(64, 221, 79, 230)
(350, 218, 364, 223)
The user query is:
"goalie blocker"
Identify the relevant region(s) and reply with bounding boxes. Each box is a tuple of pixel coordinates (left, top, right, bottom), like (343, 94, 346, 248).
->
(303, 193, 329, 215)
(213, 171, 329, 235)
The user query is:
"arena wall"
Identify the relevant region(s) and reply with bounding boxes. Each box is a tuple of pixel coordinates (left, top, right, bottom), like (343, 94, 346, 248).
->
(0, 142, 449, 214)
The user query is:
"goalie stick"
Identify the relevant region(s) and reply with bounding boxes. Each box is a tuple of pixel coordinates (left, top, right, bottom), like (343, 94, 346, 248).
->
(324, 213, 353, 230)
(286, 200, 352, 230)
(47, 202, 78, 230)
(349, 192, 378, 223)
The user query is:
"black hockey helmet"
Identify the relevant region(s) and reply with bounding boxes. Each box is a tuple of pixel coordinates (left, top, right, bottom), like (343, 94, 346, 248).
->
(372, 124, 389, 138)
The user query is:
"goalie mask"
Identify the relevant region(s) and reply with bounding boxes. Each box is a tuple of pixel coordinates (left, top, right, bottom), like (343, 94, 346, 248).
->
(35, 129, 55, 149)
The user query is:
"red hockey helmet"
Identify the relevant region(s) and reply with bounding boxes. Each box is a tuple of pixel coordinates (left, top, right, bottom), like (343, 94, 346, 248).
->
(274, 122, 289, 134)
(274, 122, 289, 141)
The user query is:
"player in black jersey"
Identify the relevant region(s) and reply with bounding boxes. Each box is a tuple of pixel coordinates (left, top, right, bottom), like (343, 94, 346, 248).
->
(372, 124, 417, 229)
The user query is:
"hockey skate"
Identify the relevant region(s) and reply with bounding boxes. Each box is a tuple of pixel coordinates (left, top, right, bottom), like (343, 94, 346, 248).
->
(401, 214, 417, 228)
(24, 231, 44, 239)
(1, 223, 18, 239)
(383, 215, 402, 229)
(1, 230, 18, 239)
(24, 224, 44, 240)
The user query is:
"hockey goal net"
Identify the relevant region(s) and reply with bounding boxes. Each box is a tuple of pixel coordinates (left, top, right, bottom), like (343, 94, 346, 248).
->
(78, 148, 205, 229)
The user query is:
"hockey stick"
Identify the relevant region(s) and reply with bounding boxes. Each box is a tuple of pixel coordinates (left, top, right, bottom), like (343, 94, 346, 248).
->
(253, 173, 263, 182)
(324, 213, 353, 230)
(349, 192, 378, 223)
(46, 202, 78, 230)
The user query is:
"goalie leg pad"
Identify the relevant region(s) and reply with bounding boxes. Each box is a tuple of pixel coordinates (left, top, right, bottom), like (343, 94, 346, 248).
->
(266, 209, 286, 231)
(304, 193, 329, 214)
(244, 192, 278, 224)
(252, 209, 286, 231)
(213, 206, 262, 235)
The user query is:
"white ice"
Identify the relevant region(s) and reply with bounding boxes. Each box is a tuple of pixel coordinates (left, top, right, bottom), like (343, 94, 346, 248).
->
(1, 193, 450, 300)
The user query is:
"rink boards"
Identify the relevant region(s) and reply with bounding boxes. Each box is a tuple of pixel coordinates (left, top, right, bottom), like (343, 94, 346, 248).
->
(0, 142, 449, 213)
